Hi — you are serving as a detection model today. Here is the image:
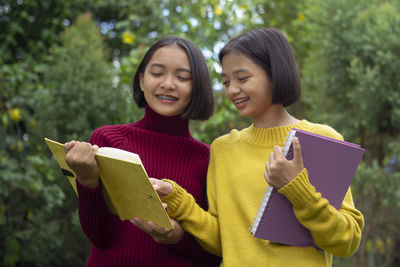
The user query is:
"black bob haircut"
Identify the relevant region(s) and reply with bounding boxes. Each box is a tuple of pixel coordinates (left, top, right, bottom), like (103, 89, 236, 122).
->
(218, 28, 301, 107)
(132, 35, 214, 120)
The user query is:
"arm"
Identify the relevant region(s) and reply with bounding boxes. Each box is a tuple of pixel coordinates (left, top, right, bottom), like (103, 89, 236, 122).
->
(279, 170, 363, 256)
(131, 216, 220, 264)
(158, 146, 223, 256)
(76, 179, 119, 247)
(131, 179, 221, 265)
(65, 138, 118, 248)
(265, 137, 364, 256)
(161, 180, 222, 256)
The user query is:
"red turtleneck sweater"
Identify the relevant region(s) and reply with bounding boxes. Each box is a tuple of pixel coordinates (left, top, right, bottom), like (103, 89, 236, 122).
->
(76, 106, 220, 266)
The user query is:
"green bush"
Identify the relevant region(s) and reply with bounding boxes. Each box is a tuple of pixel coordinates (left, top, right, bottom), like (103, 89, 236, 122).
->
(303, 0, 400, 266)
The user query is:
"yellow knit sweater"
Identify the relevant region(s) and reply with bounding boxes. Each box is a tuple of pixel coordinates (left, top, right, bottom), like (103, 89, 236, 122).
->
(163, 120, 364, 267)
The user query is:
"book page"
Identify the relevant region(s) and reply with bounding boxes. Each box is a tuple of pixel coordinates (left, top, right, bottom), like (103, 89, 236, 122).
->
(97, 147, 142, 165)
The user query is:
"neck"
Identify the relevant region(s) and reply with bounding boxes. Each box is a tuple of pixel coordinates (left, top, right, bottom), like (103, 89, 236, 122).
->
(253, 104, 299, 128)
(136, 106, 191, 137)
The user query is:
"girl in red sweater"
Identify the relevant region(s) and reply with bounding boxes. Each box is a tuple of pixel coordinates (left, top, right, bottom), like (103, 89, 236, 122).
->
(64, 36, 220, 266)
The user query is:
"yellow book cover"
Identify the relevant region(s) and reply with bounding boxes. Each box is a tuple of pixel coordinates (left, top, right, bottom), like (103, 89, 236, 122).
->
(44, 138, 173, 229)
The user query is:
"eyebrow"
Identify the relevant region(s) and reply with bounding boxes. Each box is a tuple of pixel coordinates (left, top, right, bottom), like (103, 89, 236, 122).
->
(150, 63, 191, 73)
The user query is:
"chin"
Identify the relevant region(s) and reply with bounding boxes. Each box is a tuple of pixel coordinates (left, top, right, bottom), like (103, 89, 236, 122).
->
(157, 109, 181, 117)
(238, 110, 251, 118)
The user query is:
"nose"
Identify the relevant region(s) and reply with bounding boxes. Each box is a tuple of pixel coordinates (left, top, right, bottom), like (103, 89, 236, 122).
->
(160, 75, 176, 90)
(224, 83, 240, 98)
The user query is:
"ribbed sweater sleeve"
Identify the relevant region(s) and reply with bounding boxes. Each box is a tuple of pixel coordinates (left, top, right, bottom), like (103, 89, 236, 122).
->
(76, 179, 118, 247)
(278, 126, 363, 257)
(162, 142, 222, 256)
(279, 162, 364, 257)
(75, 129, 120, 248)
(162, 179, 222, 256)
(75, 106, 220, 267)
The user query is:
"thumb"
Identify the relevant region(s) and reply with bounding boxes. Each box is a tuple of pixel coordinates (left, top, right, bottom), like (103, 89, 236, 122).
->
(149, 178, 173, 197)
(292, 137, 303, 165)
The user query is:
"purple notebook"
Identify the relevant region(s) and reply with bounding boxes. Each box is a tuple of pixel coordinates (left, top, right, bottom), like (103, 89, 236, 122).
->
(250, 128, 365, 247)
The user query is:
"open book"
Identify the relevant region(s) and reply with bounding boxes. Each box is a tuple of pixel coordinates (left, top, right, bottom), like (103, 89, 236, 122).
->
(250, 128, 364, 247)
(44, 138, 173, 229)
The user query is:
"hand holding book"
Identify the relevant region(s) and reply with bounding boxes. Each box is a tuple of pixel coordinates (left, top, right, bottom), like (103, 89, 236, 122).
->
(264, 137, 304, 189)
(130, 216, 184, 244)
(45, 138, 174, 229)
(251, 128, 365, 247)
(64, 141, 100, 188)
(149, 178, 173, 198)
(130, 178, 183, 244)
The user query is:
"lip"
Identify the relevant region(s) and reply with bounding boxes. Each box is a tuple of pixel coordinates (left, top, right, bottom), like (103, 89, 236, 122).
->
(232, 97, 250, 108)
(156, 94, 179, 103)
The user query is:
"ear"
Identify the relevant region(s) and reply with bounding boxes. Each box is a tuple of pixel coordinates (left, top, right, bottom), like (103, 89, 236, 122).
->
(139, 73, 144, 92)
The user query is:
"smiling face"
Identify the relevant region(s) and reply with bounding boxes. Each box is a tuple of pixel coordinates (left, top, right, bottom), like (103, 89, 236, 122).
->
(221, 52, 273, 122)
(139, 45, 193, 117)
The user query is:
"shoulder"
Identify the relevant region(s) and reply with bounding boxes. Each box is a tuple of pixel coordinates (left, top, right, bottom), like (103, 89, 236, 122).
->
(187, 137, 211, 156)
(89, 123, 133, 147)
(210, 128, 241, 152)
(303, 121, 344, 141)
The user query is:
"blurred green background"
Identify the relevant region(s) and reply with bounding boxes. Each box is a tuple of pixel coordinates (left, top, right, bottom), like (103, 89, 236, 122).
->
(1, 0, 399, 266)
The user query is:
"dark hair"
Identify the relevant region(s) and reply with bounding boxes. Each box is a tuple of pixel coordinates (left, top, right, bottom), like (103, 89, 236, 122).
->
(132, 35, 214, 120)
(218, 28, 301, 107)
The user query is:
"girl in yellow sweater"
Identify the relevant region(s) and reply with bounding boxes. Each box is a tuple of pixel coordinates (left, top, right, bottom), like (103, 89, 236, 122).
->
(133, 28, 364, 267)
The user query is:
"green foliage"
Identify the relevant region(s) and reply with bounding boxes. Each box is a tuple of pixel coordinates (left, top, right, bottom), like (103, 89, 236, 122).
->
(303, 0, 400, 266)
(34, 12, 139, 142)
(0, 55, 88, 265)
(2, 0, 399, 266)
(0, 0, 88, 63)
(0, 12, 138, 266)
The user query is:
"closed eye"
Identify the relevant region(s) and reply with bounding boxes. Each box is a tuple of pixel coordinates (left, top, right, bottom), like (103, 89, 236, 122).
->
(238, 77, 249, 82)
(178, 76, 191, 82)
(151, 72, 163, 77)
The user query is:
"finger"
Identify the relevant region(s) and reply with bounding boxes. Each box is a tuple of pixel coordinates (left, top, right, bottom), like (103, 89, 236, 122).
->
(162, 203, 168, 210)
(273, 145, 285, 160)
(152, 180, 173, 197)
(74, 142, 96, 158)
(90, 144, 99, 156)
(64, 140, 76, 152)
(264, 171, 270, 184)
(131, 217, 144, 230)
(268, 151, 275, 163)
(130, 218, 139, 227)
(132, 217, 152, 233)
(292, 137, 303, 165)
(148, 221, 170, 234)
(149, 178, 161, 190)
(69, 141, 85, 153)
(130, 218, 142, 229)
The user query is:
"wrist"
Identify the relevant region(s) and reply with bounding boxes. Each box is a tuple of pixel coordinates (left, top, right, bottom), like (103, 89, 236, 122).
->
(78, 177, 99, 189)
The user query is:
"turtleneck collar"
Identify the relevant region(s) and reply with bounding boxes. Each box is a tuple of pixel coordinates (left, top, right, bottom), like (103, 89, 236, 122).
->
(135, 105, 191, 137)
(240, 120, 311, 147)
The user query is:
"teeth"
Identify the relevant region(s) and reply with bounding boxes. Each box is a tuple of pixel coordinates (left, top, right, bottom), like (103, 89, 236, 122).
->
(157, 95, 177, 101)
(235, 98, 248, 104)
